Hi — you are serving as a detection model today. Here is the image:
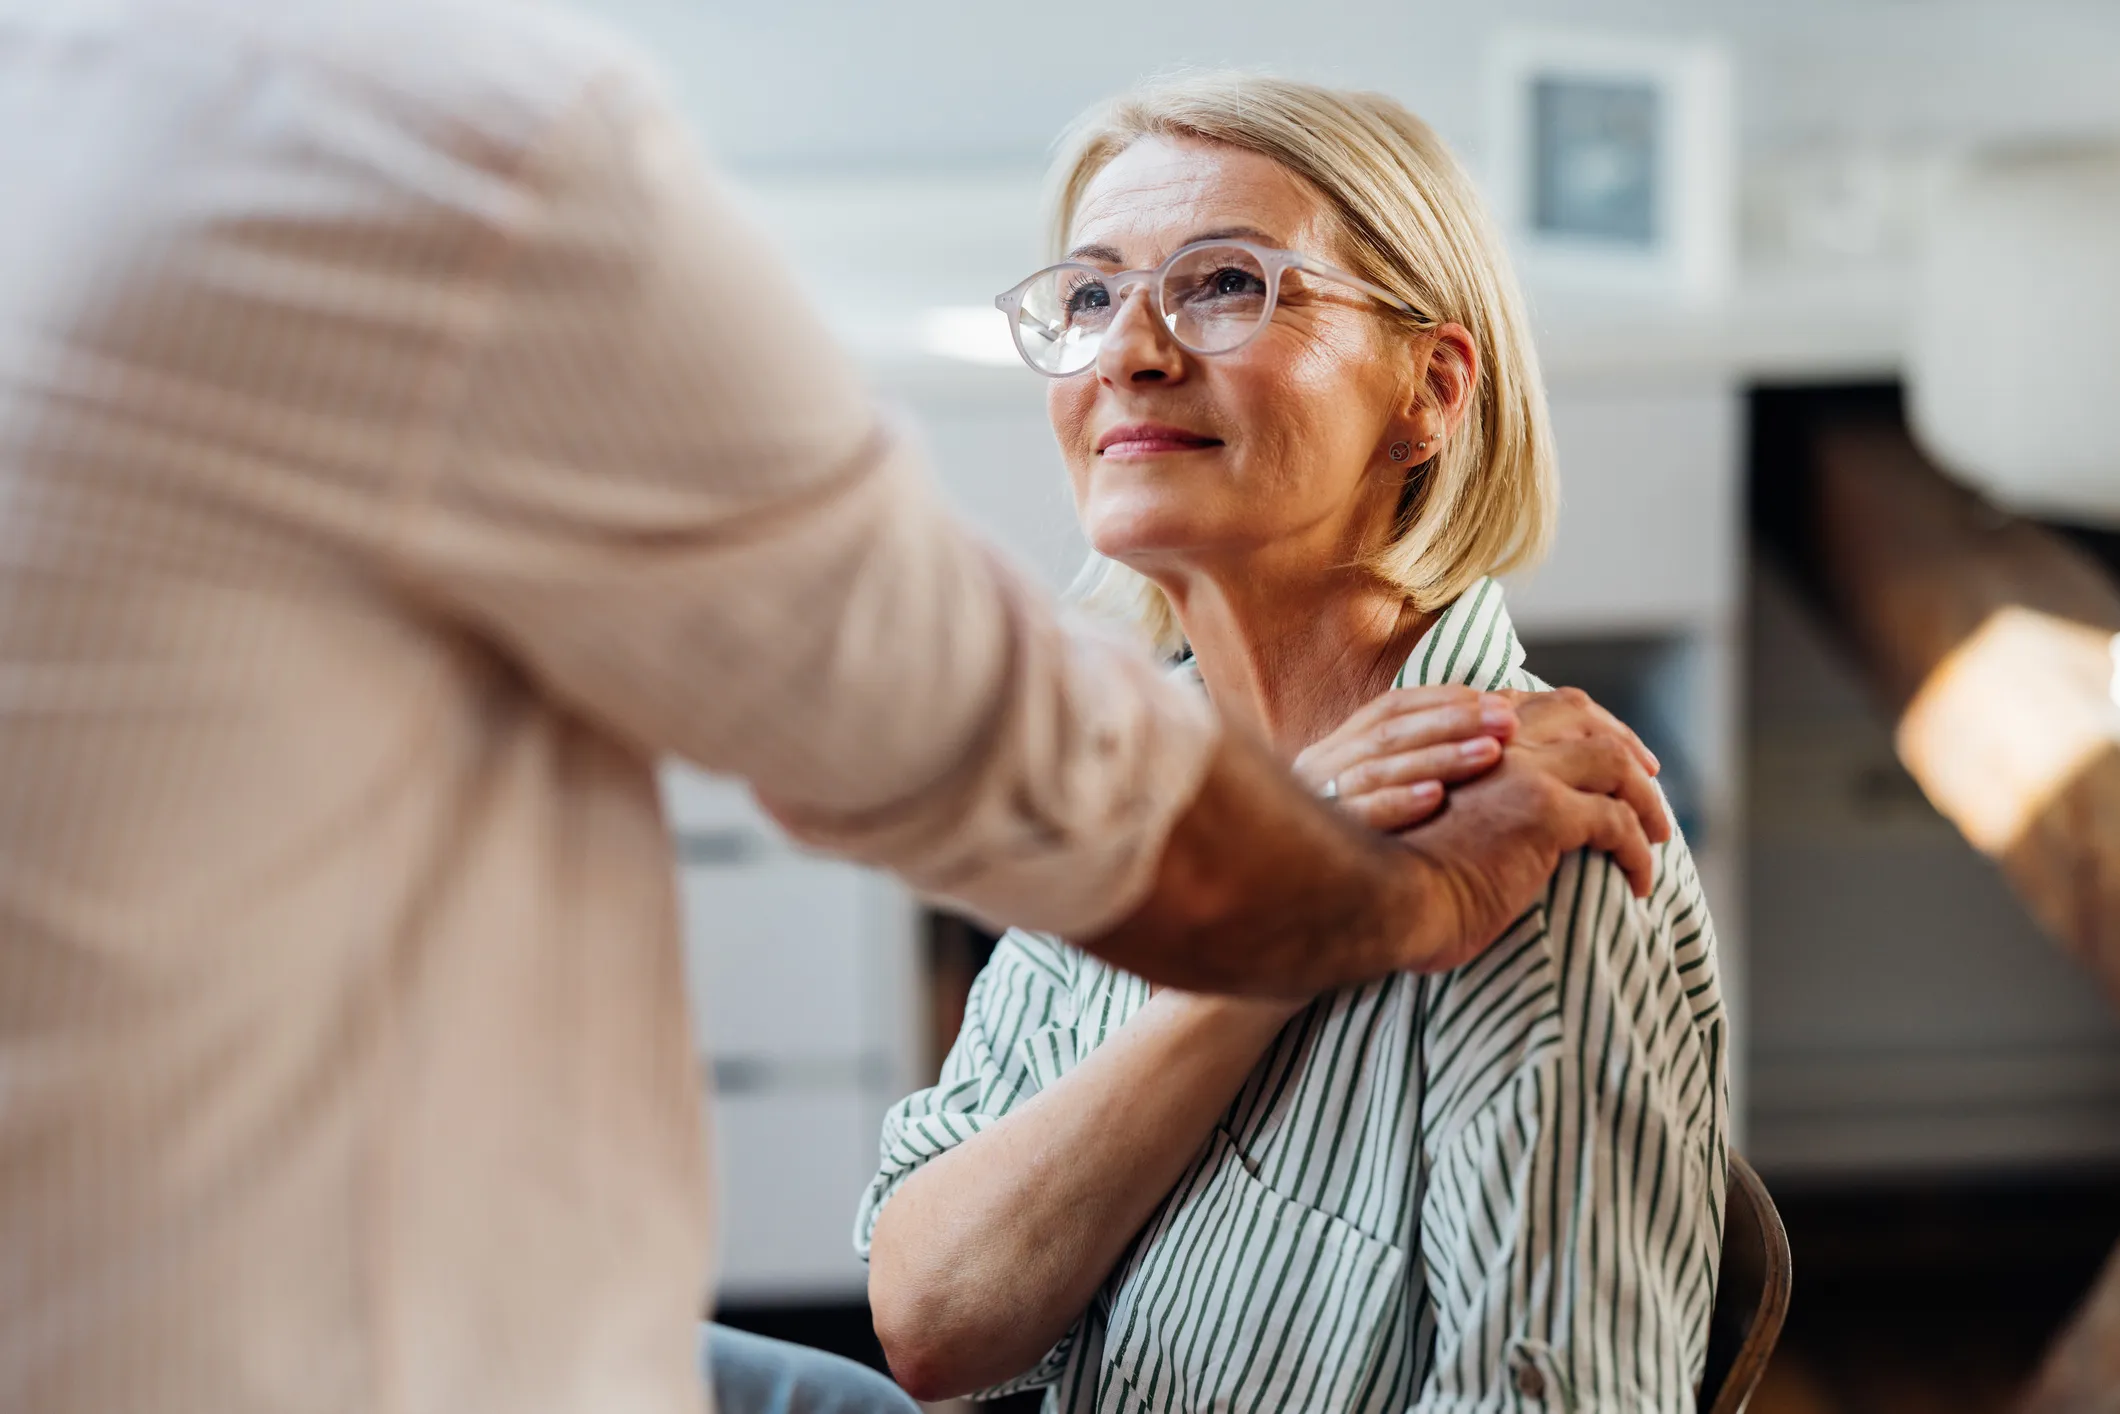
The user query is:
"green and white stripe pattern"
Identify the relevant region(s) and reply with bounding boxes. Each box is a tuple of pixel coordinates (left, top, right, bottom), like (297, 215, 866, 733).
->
(856, 581, 1728, 1412)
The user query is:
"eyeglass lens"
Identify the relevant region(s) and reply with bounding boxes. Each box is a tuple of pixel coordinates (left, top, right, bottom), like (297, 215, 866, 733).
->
(1011, 244, 1273, 375)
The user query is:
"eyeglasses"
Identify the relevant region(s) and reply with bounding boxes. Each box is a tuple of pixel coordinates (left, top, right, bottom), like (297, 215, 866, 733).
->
(993, 239, 1424, 378)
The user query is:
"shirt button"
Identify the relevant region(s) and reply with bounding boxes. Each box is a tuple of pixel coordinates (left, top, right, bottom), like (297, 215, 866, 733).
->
(1515, 1365, 1546, 1400)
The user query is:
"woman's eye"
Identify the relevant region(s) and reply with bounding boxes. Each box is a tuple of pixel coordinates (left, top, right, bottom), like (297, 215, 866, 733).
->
(1211, 267, 1266, 296)
(1063, 282, 1112, 316)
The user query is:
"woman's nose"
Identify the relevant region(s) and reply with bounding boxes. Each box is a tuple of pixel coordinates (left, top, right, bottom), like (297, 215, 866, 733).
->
(1094, 285, 1187, 386)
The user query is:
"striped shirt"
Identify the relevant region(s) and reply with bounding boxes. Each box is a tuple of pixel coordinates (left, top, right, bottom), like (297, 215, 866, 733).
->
(857, 580, 1729, 1412)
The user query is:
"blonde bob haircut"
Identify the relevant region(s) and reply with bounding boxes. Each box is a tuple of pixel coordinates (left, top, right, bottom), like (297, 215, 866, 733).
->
(1051, 72, 1558, 659)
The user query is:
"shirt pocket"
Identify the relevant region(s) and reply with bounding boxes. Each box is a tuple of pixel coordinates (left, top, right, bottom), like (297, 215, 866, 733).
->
(1104, 1131, 1405, 1414)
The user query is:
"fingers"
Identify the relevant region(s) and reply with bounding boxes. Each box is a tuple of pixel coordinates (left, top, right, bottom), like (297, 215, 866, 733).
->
(1578, 694, 1660, 776)
(1297, 694, 1516, 792)
(1336, 735, 1505, 830)
(1521, 734, 1672, 849)
(1339, 780, 1447, 833)
(1522, 732, 1632, 796)
(1337, 684, 1485, 737)
(1614, 756, 1675, 846)
(1502, 686, 1659, 775)
(1575, 793, 1657, 898)
(1339, 737, 1503, 797)
(1331, 688, 1507, 757)
(1527, 742, 1657, 895)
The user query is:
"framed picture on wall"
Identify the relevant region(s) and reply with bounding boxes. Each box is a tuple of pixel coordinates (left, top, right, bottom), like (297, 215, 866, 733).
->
(1486, 30, 1735, 301)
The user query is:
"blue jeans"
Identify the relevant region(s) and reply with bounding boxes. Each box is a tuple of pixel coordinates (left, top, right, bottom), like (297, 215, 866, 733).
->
(701, 1323, 922, 1414)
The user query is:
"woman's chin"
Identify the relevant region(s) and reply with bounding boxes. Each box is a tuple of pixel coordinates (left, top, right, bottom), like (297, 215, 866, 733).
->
(1080, 498, 1234, 569)
(1084, 522, 1213, 570)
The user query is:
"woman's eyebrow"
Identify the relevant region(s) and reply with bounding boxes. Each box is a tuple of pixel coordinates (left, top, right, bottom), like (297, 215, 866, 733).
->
(1064, 241, 1126, 264)
(1063, 227, 1286, 265)
(1187, 225, 1281, 246)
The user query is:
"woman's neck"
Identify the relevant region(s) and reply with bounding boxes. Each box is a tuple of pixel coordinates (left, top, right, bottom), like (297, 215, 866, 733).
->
(1162, 559, 1435, 761)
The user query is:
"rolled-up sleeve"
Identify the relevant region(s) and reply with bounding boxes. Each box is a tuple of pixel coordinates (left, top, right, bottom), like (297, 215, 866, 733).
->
(399, 64, 1216, 937)
(854, 929, 1088, 1394)
(854, 929, 1074, 1252)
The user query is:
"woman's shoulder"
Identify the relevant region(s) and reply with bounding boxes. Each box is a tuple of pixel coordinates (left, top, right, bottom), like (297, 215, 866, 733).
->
(988, 928, 1131, 997)
(987, 928, 1080, 990)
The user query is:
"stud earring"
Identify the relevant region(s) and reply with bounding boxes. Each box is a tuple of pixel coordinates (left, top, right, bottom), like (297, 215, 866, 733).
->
(1418, 439, 1432, 450)
(1389, 441, 1411, 462)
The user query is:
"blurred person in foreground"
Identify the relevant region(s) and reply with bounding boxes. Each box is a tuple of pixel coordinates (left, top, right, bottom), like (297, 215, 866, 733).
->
(861, 76, 1727, 1412)
(0, 3, 1669, 1413)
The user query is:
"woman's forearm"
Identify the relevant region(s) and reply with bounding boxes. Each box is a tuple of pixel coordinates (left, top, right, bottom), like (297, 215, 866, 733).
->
(867, 989, 1301, 1401)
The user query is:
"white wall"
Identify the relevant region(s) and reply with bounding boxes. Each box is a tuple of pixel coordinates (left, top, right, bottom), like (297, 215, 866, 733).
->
(576, 0, 2120, 173)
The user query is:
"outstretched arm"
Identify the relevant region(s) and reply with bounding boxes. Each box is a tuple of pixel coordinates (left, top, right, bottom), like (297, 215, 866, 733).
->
(1085, 695, 1669, 996)
(410, 66, 1668, 1003)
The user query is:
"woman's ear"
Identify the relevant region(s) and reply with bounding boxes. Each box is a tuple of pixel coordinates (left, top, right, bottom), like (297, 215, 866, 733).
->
(1385, 323, 1480, 465)
(1410, 323, 1479, 448)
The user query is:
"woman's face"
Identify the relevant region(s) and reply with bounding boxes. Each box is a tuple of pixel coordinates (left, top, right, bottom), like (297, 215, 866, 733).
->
(1049, 136, 1431, 586)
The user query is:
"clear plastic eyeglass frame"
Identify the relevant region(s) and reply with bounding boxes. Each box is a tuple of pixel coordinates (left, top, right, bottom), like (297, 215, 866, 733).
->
(993, 238, 1425, 378)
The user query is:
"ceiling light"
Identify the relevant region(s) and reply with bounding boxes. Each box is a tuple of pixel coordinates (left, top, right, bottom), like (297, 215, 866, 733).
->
(916, 307, 1020, 366)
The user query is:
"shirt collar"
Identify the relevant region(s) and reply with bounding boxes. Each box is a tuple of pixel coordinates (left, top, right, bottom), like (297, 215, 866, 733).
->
(1393, 578, 1525, 691)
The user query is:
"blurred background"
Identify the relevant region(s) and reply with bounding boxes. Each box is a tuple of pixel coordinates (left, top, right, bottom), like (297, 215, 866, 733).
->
(615, 3, 2120, 1410)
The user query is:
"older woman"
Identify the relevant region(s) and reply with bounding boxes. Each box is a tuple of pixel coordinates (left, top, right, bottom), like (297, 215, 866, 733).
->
(858, 75, 1726, 1413)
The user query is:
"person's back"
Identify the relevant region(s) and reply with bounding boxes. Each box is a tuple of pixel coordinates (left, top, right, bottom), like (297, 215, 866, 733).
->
(0, 4, 725, 1408)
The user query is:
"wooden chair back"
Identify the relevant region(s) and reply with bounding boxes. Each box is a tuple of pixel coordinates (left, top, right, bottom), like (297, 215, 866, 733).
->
(1699, 1154, 1793, 1414)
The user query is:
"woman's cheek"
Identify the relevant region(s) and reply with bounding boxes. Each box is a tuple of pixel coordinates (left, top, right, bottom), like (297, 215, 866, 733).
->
(1047, 383, 1093, 462)
(1066, 454, 1097, 520)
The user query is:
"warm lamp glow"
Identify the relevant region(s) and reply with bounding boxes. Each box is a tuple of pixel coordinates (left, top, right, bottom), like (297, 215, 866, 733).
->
(1896, 606, 2120, 855)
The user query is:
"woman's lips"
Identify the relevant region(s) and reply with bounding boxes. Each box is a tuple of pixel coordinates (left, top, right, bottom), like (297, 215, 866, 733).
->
(1095, 423, 1224, 459)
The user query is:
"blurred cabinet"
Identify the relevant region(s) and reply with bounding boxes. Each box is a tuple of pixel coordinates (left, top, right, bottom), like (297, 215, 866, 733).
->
(1511, 384, 1742, 632)
(1514, 379, 1748, 1117)
(661, 765, 921, 1305)
(714, 1090, 896, 1298)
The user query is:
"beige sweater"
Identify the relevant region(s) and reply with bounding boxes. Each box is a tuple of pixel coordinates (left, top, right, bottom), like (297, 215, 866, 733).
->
(0, 2, 1214, 1410)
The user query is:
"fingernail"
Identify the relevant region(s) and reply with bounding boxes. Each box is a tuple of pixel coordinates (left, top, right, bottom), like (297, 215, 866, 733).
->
(1481, 707, 1514, 732)
(1479, 693, 1511, 712)
(1412, 780, 1442, 797)
(1461, 737, 1498, 760)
